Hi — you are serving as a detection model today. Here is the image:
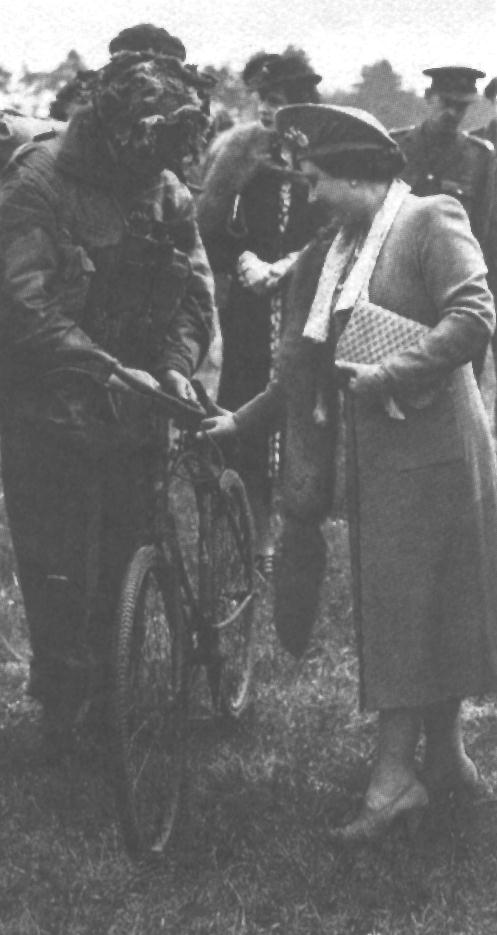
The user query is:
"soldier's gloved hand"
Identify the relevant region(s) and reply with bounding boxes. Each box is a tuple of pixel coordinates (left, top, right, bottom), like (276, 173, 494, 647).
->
(107, 367, 161, 394)
(162, 369, 199, 404)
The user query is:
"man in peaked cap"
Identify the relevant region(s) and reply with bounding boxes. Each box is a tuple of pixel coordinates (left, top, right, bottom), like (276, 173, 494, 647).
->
(391, 66, 497, 382)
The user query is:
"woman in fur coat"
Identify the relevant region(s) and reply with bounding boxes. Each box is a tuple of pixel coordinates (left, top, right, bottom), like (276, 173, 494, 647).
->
(197, 51, 322, 572)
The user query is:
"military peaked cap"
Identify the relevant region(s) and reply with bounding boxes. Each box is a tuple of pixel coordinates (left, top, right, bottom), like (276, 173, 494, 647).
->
(423, 66, 485, 101)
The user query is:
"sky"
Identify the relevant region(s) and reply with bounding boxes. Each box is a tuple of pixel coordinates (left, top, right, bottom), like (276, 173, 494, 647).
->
(1, 0, 496, 94)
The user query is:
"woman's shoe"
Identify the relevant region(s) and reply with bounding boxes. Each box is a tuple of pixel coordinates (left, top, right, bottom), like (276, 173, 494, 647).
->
(329, 780, 429, 846)
(422, 758, 493, 804)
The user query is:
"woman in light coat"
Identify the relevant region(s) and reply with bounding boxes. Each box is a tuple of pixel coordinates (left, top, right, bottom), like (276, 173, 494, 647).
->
(202, 103, 497, 843)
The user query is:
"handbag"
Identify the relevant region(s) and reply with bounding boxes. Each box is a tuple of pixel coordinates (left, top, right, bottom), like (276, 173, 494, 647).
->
(335, 298, 430, 366)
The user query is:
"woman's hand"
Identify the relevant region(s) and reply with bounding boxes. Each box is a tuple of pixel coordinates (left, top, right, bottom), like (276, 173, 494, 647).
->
(199, 410, 237, 438)
(237, 251, 273, 295)
(335, 360, 384, 398)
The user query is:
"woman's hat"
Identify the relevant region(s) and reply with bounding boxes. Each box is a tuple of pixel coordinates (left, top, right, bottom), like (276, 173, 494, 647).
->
(242, 52, 321, 93)
(275, 103, 400, 160)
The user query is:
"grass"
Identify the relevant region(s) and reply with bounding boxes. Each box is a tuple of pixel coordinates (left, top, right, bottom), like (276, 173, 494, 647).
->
(1, 494, 497, 934)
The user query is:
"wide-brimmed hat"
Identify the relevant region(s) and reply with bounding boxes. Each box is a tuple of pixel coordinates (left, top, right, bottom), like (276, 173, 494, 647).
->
(275, 103, 400, 160)
(423, 66, 485, 102)
(242, 52, 321, 94)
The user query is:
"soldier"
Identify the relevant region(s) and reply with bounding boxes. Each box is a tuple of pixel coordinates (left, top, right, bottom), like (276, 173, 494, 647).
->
(392, 66, 497, 382)
(472, 77, 497, 148)
(0, 107, 64, 171)
(48, 71, 96, 122)
(0, 50, 214, 742)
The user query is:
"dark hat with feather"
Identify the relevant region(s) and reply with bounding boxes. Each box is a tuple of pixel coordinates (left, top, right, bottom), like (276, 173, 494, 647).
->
(242, 51, 321, 95)
(276, 103, 406, 179)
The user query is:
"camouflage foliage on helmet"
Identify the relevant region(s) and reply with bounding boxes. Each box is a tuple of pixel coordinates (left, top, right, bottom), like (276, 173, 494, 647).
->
(94, 51, 215, 175)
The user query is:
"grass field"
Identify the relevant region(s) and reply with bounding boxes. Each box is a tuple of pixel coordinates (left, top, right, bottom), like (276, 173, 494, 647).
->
(2, 495, 497, 934)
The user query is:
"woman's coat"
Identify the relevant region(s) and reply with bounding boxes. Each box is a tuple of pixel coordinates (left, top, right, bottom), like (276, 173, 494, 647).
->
(237, 193, 497, 709)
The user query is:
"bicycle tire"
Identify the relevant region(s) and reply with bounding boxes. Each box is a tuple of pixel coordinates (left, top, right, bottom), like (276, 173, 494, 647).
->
(208, 469, 257, 718)
(111, 544, 188, 859)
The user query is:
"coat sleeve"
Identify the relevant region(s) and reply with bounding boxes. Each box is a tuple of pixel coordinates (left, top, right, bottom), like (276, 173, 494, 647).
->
(0, 152, 112, 380)
(154, 185, 215, 381)
(380, 196, 496, 396)
(233, 378, 285, 435)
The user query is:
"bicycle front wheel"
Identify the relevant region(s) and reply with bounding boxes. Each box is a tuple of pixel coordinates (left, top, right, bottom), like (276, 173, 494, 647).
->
(111, 545, 187, 859)
(208, 469, 257, 718)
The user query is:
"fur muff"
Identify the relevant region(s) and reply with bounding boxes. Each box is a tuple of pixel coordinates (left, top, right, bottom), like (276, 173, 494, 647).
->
(274, 515, 327, 657)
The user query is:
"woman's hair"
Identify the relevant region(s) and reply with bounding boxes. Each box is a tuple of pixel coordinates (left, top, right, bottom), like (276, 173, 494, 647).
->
(309, 146, 406, 182)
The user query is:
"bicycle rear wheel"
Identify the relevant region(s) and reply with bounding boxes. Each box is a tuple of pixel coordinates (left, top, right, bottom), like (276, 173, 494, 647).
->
(208, 469, 256, 718)
(111, 544, 187, 858)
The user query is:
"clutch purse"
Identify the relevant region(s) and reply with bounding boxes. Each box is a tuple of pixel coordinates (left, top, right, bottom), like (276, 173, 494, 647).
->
(335, 299, 429, 366)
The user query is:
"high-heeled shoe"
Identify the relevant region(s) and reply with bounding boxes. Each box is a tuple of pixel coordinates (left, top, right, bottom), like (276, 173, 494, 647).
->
(421, 758, 493, 804)
(329, 779, 429, 846)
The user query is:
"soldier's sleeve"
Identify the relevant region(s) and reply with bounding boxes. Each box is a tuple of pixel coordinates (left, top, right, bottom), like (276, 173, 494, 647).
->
(0, 149, 113, 381)
(155, 182, 215, 381)
(380, 196, 495, 396)
(471, 137, 497, 300)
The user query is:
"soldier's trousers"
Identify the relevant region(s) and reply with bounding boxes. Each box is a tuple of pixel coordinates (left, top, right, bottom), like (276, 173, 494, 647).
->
(1, 420, 148, 714)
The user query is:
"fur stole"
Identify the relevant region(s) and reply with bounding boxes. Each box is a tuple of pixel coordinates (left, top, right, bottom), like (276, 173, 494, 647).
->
(197, 121, 279, 238)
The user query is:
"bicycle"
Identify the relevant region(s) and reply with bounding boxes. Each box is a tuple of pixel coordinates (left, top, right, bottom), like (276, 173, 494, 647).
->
(105, 364, 258, 859)
(39, 354, 257, 858)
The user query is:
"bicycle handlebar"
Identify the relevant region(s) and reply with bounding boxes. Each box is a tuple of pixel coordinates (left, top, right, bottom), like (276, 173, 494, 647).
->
(110, 361, 207, 429)
(44, 348, 209, 431)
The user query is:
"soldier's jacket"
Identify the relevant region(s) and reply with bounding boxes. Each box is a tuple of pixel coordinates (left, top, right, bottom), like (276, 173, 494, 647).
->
(471, 119, 497, 150)
(0, 108, 64, 170)
(391, 121, 497, 293)
(0, 106, 214, 433)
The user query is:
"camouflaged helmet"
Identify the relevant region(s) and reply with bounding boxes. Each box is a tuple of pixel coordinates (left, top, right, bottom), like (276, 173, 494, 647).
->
(94, 50, 215, 177)
(108, 23, 186, 61)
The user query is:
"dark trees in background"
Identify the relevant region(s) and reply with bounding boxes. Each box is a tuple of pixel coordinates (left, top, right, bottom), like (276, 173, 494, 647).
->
(0, 51, 493, 132)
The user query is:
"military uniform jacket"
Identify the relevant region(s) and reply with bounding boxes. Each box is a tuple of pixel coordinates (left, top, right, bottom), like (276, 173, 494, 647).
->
(0, 107, 214, 429)
(0, 108, 64, 171)
(392, 120, 497, 293)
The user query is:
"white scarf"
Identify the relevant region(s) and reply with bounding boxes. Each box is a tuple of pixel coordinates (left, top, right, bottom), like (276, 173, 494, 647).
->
(303, 179, 410, 343)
